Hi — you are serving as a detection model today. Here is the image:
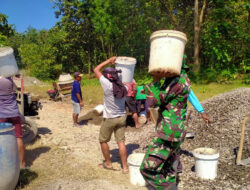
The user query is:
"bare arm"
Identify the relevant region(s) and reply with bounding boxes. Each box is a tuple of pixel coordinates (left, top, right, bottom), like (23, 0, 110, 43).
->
(76, 93, 83, 107)
(201, 112, 210, 123)
(94, 56, 117, 79)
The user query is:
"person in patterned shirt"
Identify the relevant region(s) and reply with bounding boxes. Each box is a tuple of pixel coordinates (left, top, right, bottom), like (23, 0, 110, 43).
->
(140, 63, 191, 190)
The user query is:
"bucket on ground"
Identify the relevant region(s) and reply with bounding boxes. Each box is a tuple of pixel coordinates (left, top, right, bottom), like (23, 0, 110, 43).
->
(193, 147, 219, 180)
(0, 123, 20, 190)
(148, 30, 187, 77)
(115, 56, 136, 83)
(0, 47, 19, 77)
(127, 153, 146, 186)
(138, 110, 147, 124)
(93, 104, 104, 115)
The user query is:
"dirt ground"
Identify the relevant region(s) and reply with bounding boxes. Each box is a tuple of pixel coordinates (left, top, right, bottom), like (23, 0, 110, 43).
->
(22, 99, 147, 190)
(21, 88, 250, 190)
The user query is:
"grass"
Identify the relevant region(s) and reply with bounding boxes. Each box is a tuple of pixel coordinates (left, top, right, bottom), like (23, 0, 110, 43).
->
(24, 85, 51, 100)
(24, 77, 249, 105)
(191, 80, 249, 102)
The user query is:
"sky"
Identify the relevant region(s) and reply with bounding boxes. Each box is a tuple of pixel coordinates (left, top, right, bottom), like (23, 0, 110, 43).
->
(0, 0, 60, 33)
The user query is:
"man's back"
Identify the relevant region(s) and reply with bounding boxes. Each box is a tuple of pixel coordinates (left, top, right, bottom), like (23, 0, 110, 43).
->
(0, 77, 19, 118)
(99, 76, 126, 118)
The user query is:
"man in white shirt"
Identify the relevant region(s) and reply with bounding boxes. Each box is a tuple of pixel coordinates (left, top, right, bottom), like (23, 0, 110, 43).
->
(94, 56, 129, 174)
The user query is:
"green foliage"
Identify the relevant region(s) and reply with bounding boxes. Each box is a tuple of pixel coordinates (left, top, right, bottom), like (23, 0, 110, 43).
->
(201, 0, 249, 75)
(0, 13, 14, 46)
(1, 1, 249, 83)
(134, 69, 153, 86)
(18, 28, 64, 80)
(242, 74, 250, 85)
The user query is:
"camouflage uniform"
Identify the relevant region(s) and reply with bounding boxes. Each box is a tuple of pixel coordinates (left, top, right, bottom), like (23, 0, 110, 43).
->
(140, 69, 191, 190)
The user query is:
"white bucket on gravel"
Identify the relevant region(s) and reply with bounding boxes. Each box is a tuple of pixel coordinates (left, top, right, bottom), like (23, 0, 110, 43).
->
(127, 153, 145, 186)
(115, 56, 136, 83)
(193, 147, 219, 180)
(0, 47, 19, 77)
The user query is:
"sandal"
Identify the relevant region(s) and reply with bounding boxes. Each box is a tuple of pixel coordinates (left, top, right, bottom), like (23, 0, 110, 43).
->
(72, 124, 82, 128)
(98, 162, 118, 171)
(122, 169, 129, 174)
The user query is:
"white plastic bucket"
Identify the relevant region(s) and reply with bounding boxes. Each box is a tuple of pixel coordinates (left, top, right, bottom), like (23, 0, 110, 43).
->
(149, 30, 187, 77)
(138, 110, 147, 124)
(193, 147, 219, 180)
(127, 153, 146, 186)
(0, 47, 19, 77)
(93, 104, 104, 115)
(115, 56, 136, 83)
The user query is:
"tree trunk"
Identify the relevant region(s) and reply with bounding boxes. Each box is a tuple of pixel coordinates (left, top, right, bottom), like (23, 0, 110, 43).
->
(100, 36, 107, 59)
(88, 53, 91, 75)
(194, 0, 200, 73)
(193, 0, 207, 73)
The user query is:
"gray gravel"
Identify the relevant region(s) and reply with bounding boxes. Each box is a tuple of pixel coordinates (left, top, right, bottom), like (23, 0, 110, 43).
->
(125, 87, 250, 190)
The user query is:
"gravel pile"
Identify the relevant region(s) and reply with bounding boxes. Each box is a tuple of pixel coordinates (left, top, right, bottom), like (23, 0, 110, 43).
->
(125, 87, 250, 190)
(23, 76, 43, 86)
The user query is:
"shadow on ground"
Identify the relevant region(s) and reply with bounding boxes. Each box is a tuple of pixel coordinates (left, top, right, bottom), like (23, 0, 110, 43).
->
(16, 169, 38, 189)
(25, 146, 51, 167)
(78, 111, 103, 126)
(24, 127, 52, 146)
(110, 143, 139, 163)
(38, 127, 52, 135)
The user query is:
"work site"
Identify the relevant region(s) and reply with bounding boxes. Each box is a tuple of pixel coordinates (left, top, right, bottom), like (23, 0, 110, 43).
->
(0, 1, 249, 190)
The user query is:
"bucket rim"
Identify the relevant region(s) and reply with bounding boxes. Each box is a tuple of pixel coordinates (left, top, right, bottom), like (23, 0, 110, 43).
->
(0, 122, 14, 133)
(150, 30, 187, 42)
(0, 46, 14, 57)
(127, 153, 145, 166)
(115, 56, 136, 65)
(193, 147, 219, 160)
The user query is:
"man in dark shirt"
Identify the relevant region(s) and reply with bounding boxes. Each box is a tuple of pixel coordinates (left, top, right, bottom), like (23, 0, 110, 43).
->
(71, 72, 84, 127)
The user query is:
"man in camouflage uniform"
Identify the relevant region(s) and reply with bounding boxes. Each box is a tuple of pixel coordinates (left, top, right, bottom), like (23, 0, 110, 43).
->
(140, 64, 191, 190)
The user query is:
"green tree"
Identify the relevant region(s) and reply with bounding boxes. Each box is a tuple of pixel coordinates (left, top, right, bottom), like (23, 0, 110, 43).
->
(0, 13, 14, 46)
(18, 28, 64, 80)
(201, 0, 250, 76)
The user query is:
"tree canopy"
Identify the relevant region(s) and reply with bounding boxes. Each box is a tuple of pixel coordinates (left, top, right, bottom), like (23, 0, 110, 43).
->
(0, 0, 249, 81)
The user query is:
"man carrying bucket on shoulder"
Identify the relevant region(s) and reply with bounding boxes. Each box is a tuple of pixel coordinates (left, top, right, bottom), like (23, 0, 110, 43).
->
(94, 56, 129, 174)
(140, 61, 191, 190)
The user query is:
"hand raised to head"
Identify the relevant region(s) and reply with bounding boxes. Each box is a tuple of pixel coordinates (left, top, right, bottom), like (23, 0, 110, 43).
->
(109, 56, 117, 64)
